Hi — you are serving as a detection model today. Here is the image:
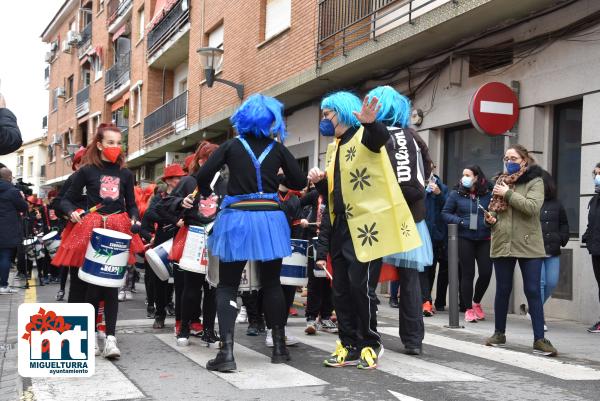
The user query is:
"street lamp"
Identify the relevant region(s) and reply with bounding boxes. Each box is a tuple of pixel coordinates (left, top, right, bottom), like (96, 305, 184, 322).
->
(197, 47, 244, 100)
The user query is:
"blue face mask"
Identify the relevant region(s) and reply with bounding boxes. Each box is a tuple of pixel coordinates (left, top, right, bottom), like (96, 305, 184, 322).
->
(595, 175, 600, 186)
(505, 161, 521, 175)
(461, 176, 473, 189)
(319, 113, 337, 137)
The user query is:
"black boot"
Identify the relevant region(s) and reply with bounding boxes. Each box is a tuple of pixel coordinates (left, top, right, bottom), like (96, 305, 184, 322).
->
(271, 326, 290, 364)
(206, 332, 236, 372)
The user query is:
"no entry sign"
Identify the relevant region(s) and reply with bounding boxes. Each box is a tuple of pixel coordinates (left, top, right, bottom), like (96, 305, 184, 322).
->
(469, 82, 519, 136)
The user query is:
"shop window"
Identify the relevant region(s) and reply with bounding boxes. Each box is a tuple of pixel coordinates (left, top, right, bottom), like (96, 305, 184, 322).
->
(444, 124, 504, 187)
(553, 100, 583, 237)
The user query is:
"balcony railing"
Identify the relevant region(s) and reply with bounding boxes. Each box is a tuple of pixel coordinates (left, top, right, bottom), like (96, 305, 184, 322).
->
(317, 0, 452, 64)
(104, 54, 131, 96)
(107, 0, 133, 26)
(77, 22, 93, 58)
(143, 91, 188, 144)
(76, 86, 90, 117)
(147, 0, 190, 58)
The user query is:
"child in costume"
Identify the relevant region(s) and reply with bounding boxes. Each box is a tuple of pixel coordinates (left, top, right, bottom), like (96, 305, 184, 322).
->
(373, 85, 434, 355)
(55, 123, 144, 359)
(189, 94, 305, 372)
(166, 141, 221, 347)
(309, 91, 422, 370)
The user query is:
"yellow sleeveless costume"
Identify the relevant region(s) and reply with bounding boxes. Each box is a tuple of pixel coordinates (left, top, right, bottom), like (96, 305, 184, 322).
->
(325, 126, 421, 262)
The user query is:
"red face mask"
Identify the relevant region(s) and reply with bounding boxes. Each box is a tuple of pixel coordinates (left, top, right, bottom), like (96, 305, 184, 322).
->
(102, 146, 121, 163)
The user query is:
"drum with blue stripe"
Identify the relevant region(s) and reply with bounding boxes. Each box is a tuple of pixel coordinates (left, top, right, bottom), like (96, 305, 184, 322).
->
(280, 239, 309, 286)
(79, 228, 131, 288)
(145, 239, 174, 282)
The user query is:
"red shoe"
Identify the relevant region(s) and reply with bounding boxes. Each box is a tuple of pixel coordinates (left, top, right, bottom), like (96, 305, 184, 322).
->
(289, 308, 298, 317)
(174, 320, 181, 337)
(472, 303, 486, 320)
(422, 301, 434, 317)
(190, 322, 204, 336)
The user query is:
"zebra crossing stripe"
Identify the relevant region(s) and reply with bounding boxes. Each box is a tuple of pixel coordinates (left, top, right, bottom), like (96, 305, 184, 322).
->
(287, 327, 486, 382)
(415, 331, 600, 381)
(388, 390, 424, 401)
(31, 357, 144, 401)
(155, 333, 328, 389)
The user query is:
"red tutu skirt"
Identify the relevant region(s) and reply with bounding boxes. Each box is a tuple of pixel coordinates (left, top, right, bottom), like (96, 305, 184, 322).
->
(169, 226, 189, 262)
(51, 212, 144, 268)
(378, 263, 400, 283)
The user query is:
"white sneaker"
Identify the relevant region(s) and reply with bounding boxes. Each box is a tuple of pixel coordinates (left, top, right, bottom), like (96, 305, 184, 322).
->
(103, 335, 121, 359)
(125, 291, 133, 300)
(176, 337, 189, 347)
(118, 291, 126, 301)
(0, 287, 17, 295)
(285, 333, 299, 346)
(265, 329, 273, 347)
(95, 331, 105, 356)
(544, 324, 548, 332)
(236, 306, 248, 323)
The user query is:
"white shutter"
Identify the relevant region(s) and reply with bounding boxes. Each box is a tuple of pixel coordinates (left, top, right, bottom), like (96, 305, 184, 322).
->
(265, 0, 291, 39)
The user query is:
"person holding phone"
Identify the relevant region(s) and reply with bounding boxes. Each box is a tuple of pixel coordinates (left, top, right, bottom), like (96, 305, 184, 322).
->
(441, 165, 493, 323)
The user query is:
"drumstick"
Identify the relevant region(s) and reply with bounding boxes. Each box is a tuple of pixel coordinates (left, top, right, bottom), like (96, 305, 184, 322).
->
(78, 203, 104, 218)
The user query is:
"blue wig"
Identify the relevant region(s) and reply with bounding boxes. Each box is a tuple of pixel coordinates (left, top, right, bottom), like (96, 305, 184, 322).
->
(320, 91, 362, 128)
(230, 94, 287, 142)
(367, 85, 411, 128)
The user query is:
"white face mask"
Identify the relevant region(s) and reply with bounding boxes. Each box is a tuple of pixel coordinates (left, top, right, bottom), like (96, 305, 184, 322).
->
(595, 174, 600, 186)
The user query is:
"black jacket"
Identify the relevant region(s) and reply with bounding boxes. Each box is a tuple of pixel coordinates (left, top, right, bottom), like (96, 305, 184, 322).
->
(540, 199, 569, 256)
(141, 194, 179, 245)
(384, 127, 433, 222)
(315, 205, 331, 261)
(0, 180, 28, 248)
(583, 194, 600, 256)
(0, 108, 22, 155)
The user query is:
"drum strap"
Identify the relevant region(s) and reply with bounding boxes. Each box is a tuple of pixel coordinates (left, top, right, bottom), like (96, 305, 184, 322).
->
(237, 137, 276, 194)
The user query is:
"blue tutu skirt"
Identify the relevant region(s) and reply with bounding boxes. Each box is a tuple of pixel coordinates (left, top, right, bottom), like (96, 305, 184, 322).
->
(208, 208, 291, 262)
(383, 221, 433, 272)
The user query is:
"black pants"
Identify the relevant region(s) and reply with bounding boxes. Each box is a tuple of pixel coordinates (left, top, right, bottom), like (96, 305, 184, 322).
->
(241, 290, 264, 324)
(459, 238, 493, 308)
(144, 261, 156, 307)
(305, 260, 334, 321)
(397, 268, 425, 348)
(592, 255, 600, 303)
(282, 285, 296, 325)
(154, 272, 170, 320)
(68, 267, 88, 303)
(331, 215, 382, 349)
(180, 271, 216, 335)
(417, 241, 448, 306)
(173, 266, 185, 321)
(59, 265, 71, 291)
(17, 245, 32, 276)
(86, 284, 119, 336)
(217, 259, 285, 339)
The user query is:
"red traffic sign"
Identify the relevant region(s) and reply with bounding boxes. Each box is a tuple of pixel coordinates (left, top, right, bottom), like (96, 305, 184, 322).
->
(469, 82, 519, 136)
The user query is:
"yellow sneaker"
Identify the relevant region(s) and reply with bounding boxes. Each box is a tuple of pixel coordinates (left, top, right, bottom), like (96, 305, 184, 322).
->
(357, 346, 378, 370)
(323, 340, 359, 367)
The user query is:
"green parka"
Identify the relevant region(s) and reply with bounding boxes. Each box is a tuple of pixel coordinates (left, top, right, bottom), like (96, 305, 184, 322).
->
(488, 165, 546, 258)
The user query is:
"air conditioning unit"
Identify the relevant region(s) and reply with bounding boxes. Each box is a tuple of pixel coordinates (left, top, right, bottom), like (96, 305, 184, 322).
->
(67, 30, 80, 46)
(56, 87, 67, 98)
(44, 52, 53, 63)
(61, 40, 71, 54)
(52, 134, 59, 145)
(165, 152, 188, 167)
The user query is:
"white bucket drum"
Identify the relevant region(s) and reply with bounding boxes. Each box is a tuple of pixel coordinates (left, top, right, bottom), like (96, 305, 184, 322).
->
(23, 238, 36, 259)
(178, 225, 209, 274)
(280, 239, 309, 286)
(79, 228, 131, 288)
(34, 234, 45, 258)
(42, 231, 61, 258)
(207, 250, 219, 288)
(238, 261, 261, 293)
(145, 239, 173, 282)
(311, 237, 327, 278)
